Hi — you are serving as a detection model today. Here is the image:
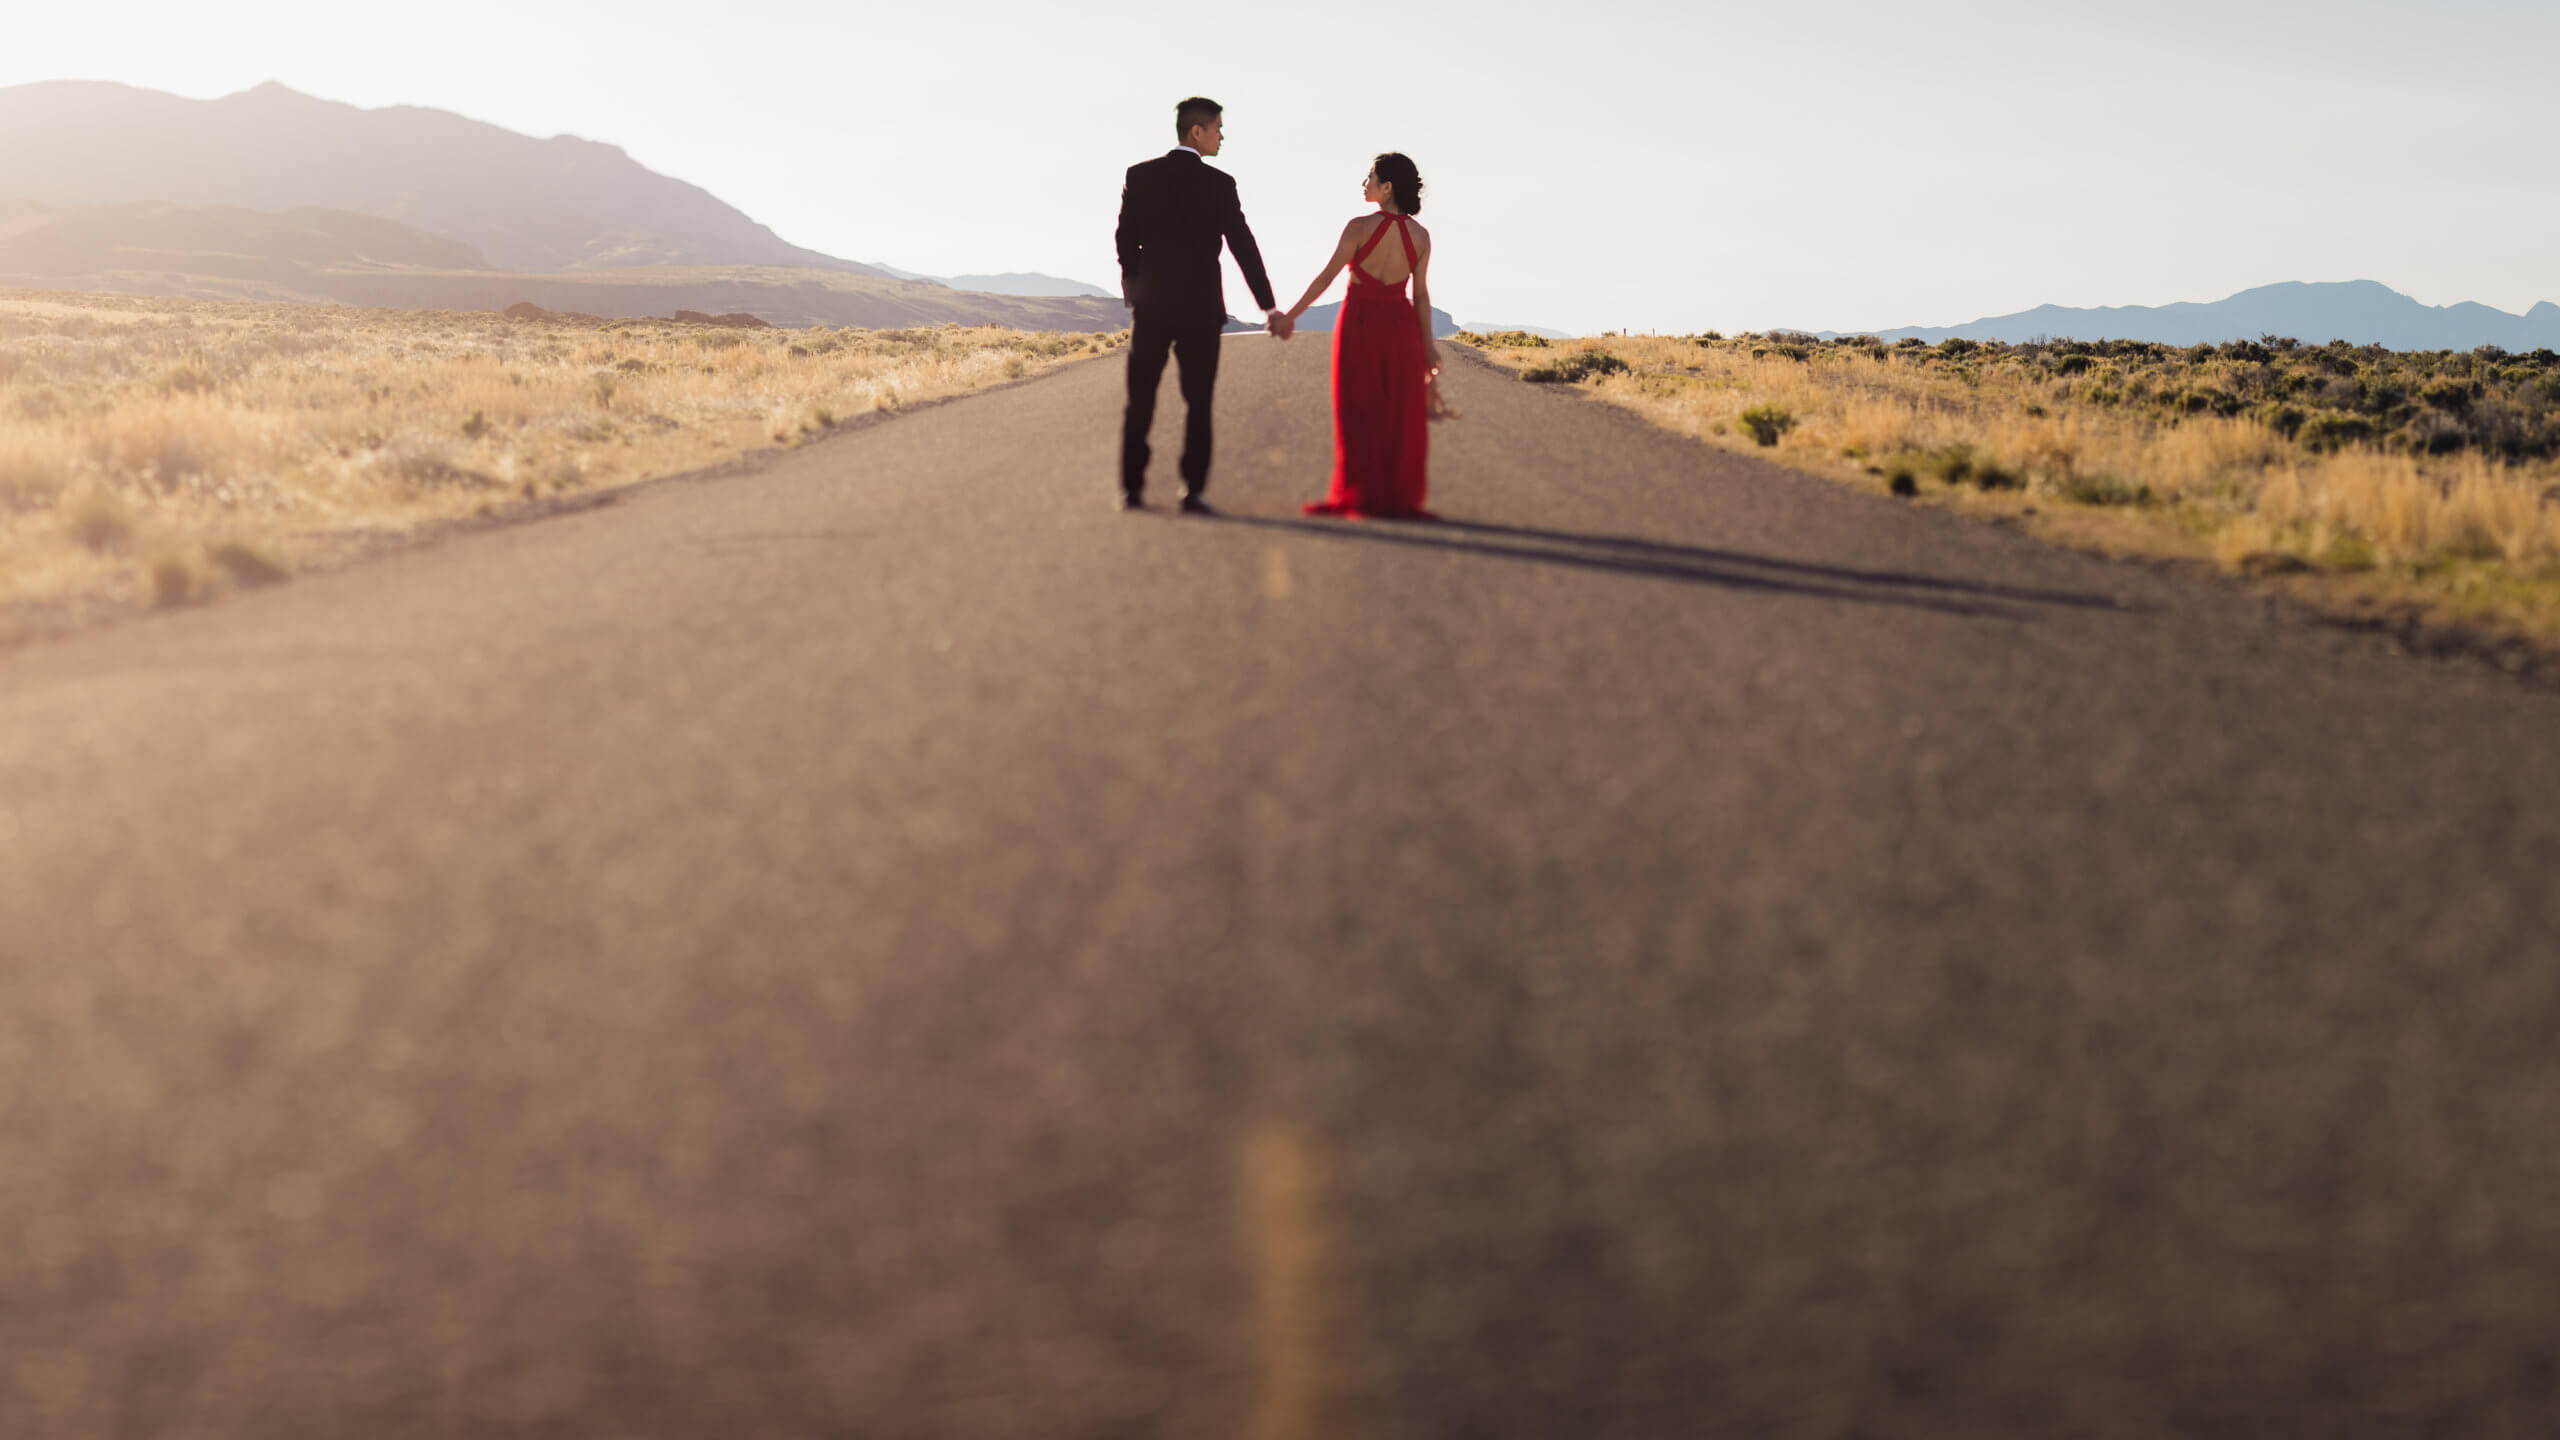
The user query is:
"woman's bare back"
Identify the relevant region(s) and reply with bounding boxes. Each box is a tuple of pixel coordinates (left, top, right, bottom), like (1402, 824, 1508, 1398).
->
(1349, 213, 1429, 286)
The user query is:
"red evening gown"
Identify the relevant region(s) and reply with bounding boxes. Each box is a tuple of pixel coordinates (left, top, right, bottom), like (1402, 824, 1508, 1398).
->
(1305, 214, 1434, 519)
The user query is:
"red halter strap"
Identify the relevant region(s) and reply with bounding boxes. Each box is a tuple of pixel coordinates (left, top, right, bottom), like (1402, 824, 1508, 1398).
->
(1350, 215, 1415, 284)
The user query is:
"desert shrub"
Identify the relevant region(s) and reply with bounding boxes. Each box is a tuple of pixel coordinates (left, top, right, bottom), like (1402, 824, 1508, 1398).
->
(1972, 455, 2025, 489)
(2300, 414, 2377, 452)
(62, 491, 130, 548)
(1887, 465, 1918, 496)
(210, 542, 288, 586)
(1470, 330, 1549, 349)
(2055, 354, 2095, 376)
(1, 450, 64, 511)
(2419, 378, 2478, 413)
(1919, 444, 1976, 485)
(460, 409, 490, 439)
(2258, 403, 2308, 439)
(1938, 338, 1980, 359)
(1737, 404, 1795, 446)
(150, 553, 198, 607)
(2401, 412, 2470, 455)
(2057, 472, 2155, 506)
(2460, 400, 2556, 460)
(2223, 339, 2272, 364)
(1894, 337, 1925, 349)
(1521, 350, 1629, 384)
(2323, 533, 2377, 571)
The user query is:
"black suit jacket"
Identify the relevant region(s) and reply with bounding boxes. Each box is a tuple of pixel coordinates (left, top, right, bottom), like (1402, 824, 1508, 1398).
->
(1114, 149, 1276, 330)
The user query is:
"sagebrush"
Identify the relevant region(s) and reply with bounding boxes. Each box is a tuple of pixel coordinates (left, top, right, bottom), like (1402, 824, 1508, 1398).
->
(0, 291, 1123, 616)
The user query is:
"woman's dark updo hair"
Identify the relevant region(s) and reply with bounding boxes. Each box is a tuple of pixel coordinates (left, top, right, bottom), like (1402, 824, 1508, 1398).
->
(1372, 152, 1423, 216)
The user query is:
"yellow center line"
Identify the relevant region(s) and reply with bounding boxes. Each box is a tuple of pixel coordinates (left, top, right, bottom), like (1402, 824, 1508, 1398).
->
(1263, 547, 1293, 599)
(1245, 1124, 1327, 1440)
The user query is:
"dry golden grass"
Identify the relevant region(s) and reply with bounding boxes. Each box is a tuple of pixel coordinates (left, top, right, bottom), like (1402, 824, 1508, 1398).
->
(1462, 332, 2560, 649)
(0, 290, 1125, 626)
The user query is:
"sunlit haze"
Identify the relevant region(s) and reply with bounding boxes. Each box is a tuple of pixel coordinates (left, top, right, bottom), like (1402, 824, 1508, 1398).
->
(8, 0, 2557, 335)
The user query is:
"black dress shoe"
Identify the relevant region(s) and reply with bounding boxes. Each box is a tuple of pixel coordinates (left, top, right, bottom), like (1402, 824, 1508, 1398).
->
(1119, 492, 1147, 511)
(1177, 493, 1215, 515)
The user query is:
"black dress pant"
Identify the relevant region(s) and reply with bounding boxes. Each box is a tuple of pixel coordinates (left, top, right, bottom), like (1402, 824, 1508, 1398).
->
(1121, 313, 1223, 498)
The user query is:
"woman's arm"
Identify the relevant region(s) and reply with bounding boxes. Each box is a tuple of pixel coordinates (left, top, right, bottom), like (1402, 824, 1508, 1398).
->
(1411, 231, 1442, 372)
(1284, 220, 1365, 320)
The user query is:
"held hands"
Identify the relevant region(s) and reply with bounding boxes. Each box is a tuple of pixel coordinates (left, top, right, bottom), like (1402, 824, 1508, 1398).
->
(1266, 310, 1294, 341)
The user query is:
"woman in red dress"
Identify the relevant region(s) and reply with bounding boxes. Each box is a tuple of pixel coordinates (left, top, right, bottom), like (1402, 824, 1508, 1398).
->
(1282, 153, 1451, 519)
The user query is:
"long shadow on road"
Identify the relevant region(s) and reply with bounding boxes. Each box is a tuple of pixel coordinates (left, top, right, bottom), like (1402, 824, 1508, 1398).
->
(1205, 512, 2132, 621)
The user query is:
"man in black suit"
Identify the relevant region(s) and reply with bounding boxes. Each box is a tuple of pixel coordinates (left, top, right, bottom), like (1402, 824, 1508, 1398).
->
(1114, 96, 1288, 513)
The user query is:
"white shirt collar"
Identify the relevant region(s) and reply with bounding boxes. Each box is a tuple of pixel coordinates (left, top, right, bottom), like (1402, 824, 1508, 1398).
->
(1174, 144, 1201, 158)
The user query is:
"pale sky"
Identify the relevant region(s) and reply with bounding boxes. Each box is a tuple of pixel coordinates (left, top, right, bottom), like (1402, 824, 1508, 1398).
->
(7, 0, 2556, 335)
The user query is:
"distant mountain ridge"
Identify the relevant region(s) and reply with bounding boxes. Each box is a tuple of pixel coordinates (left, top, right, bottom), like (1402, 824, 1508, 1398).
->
(0, 79, 885, 277)
(1221, 300, 1459, 337)
(869, 267, 1116, 299)
(0, 82, 1146, 330)
(1459, 321, 1573, 340)
(0, 200, 489, 274)
(0, 199, 1127, 330)
(1822, 281, 2560, 350)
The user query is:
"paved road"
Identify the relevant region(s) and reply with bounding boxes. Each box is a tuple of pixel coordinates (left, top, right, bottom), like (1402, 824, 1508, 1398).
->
(3, 335, 2558, 1437)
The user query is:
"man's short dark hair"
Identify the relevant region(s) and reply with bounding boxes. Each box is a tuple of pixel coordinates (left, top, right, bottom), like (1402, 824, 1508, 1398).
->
(1175, 97, 1222, 142)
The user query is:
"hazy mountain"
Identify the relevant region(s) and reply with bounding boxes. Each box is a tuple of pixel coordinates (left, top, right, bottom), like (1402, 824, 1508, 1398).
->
(1224, 301, 1460, 336)
(0, 200, 488, 275)
(939, 272, 1115, 299)
(0, 79, 887, 277)
(0, 257, 1128, 333)
(1460, 320, 1572, 339)
(1825, 281, 2560, 350)
(868, 266, 1115, 299)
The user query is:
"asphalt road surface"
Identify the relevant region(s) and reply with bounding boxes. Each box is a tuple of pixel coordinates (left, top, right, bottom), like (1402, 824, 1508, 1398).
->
(4, 335, 2558, 1438)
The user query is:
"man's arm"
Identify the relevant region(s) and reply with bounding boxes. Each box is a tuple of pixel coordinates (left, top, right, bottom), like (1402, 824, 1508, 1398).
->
(1114, 169, 1143, 308)
(1282, 220, 1363, 323)
(1220, 180, 1279, 316)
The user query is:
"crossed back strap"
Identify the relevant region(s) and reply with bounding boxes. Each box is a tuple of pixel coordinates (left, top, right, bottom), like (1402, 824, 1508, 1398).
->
(1350, 215, 1417, 285)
